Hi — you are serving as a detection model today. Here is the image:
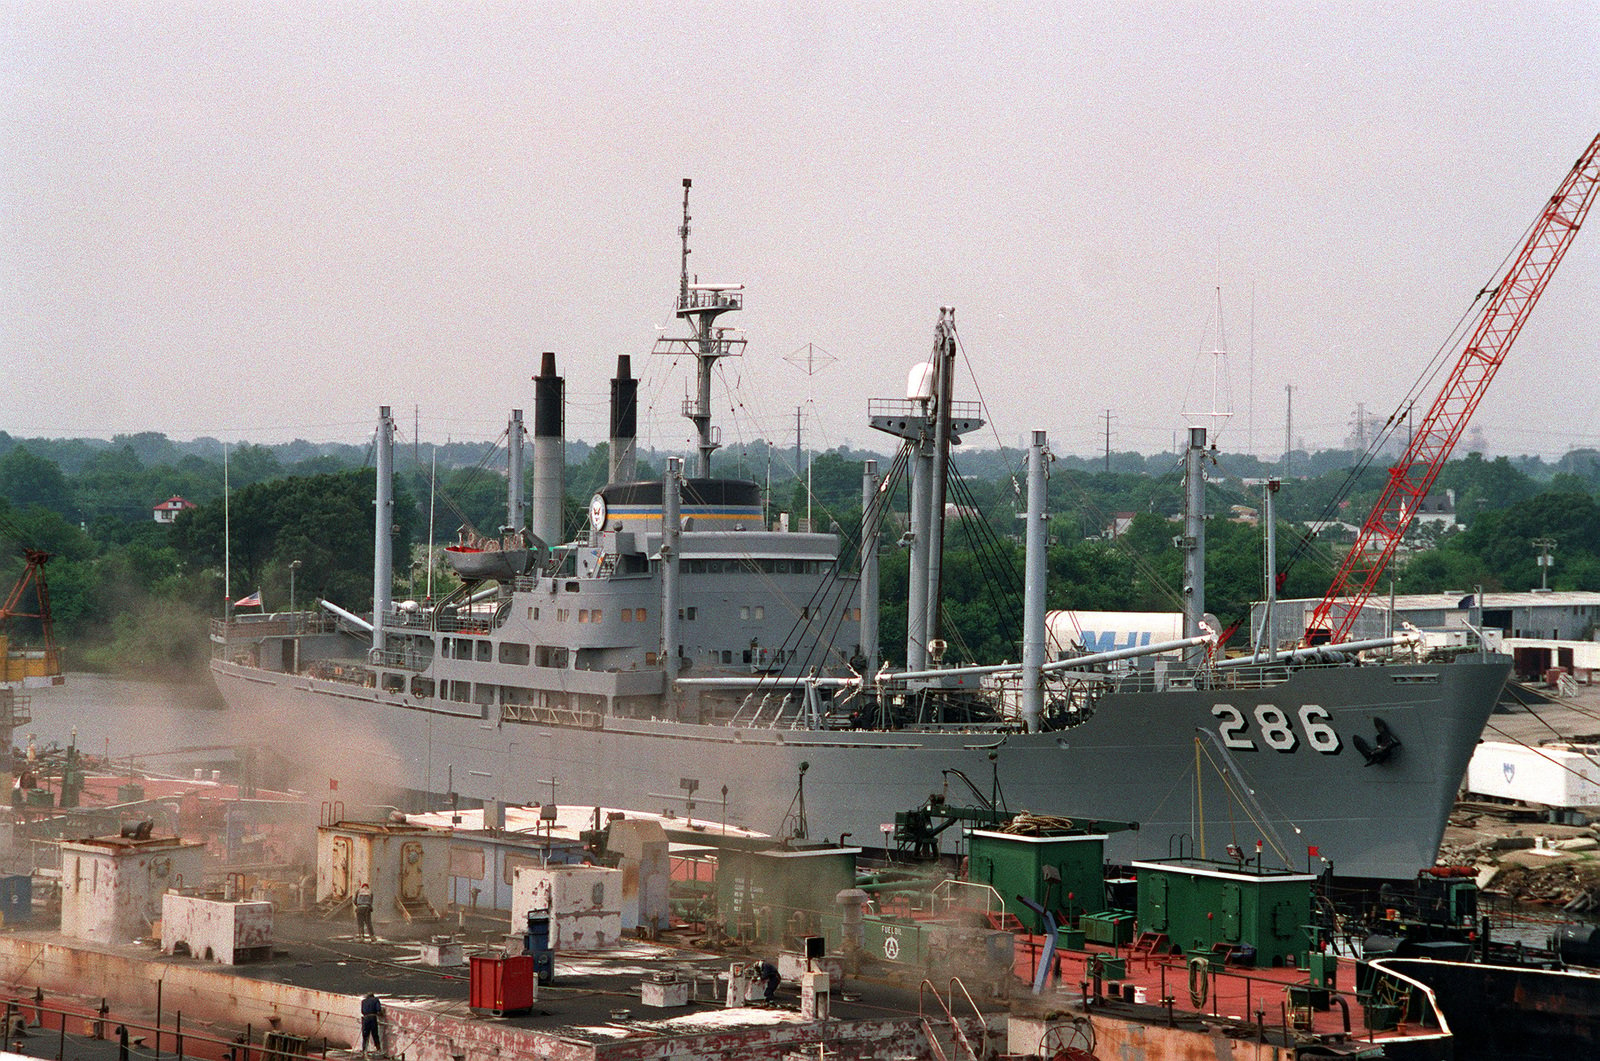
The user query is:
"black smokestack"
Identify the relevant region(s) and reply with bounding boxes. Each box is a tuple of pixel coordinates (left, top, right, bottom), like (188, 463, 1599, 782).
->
(531, 352, 564, 544)
(608, 354, 638, 484)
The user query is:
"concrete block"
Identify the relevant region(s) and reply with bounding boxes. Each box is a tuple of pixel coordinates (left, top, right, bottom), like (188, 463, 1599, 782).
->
(417, 938, 464, 966)
(640, 976, 689, 1008)
(161, 894, 272, 964)
(510, 865, 623, 951)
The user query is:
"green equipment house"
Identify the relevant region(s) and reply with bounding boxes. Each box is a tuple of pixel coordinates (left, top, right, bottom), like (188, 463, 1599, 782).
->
(1132, 859, 1315, 968)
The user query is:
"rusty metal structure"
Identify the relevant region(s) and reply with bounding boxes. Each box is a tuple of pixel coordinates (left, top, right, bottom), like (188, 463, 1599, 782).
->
(1, 548, 62, 686)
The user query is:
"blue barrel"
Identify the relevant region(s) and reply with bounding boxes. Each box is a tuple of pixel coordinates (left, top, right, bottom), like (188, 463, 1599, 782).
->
(524, 911, 554, 984)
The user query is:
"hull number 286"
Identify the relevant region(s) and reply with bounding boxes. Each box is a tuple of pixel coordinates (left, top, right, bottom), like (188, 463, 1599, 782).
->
(1211, 704, 1341, 754)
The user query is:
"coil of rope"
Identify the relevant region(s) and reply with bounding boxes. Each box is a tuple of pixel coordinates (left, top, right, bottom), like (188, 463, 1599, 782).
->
(1001, 812, 1079, 835)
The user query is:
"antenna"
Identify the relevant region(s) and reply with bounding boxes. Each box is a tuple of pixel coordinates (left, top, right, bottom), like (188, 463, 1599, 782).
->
(678, 178, 691, 308)
(782, 344, 837, 523)
(783, 342, 837, 376)
(1181, 284, 1234, 437)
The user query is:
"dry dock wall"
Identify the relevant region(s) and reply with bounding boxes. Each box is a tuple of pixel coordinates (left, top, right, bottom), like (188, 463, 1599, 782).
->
(0, 936, 360, 1046)
(389, 1013, 939, 1061)
(0, 935, 945, 1061)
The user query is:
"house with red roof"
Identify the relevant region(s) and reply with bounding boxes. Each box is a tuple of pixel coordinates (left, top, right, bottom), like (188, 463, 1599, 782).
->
(152, 495, 196, 524)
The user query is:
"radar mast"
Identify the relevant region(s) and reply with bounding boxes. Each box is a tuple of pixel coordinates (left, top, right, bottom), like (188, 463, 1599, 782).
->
(653, 178, 746, 478)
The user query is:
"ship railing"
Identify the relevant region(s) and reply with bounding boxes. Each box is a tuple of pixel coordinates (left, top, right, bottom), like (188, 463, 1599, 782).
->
(931, 879, 1007, 924)
(678, 288, 743, 312)
(867, 397, 983, 422)
(903, 721, 1019, 734)
(428, 614, 496, 636)
(0, 991, 348, 1061)
(1101, 661, 1307, 693)
(209, 614, 335, 640)
(372, 648, 429, 672)
(502, 703, 604, 730)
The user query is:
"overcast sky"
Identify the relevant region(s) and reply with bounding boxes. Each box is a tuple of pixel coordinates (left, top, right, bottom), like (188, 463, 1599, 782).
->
(4, 2, 1597, 465)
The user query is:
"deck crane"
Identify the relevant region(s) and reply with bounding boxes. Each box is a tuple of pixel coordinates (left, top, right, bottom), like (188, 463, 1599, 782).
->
(1305, 131, 1600, 646)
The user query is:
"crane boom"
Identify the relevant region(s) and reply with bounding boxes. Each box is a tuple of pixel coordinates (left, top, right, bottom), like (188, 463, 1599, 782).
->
(1307, 132, 1600, 646)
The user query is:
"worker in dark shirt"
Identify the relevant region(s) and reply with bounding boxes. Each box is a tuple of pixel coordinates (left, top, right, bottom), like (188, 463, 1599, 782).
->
(360, 993, 382, 1054)
(758, 961, 781, 1002)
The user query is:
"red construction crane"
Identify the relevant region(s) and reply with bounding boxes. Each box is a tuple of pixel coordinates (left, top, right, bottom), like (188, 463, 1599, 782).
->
(1306, 131, 1600, 646)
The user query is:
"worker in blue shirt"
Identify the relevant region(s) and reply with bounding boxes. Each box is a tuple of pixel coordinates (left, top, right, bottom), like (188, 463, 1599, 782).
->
(360, 993, 382, 1054)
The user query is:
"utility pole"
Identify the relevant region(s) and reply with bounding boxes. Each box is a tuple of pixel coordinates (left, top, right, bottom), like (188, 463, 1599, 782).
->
(1102, 409, 1113, 473)
(1283, 385, 1294, 478)
(795, 406, 804, 482)
(1533, 537, 1556, 591)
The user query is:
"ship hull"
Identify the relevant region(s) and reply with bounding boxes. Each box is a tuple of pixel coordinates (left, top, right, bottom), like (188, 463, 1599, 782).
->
(211, 653, 1507, 879)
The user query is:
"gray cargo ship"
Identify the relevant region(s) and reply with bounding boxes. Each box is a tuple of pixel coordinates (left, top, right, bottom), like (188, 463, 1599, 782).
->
(210, 182, 1509, 880)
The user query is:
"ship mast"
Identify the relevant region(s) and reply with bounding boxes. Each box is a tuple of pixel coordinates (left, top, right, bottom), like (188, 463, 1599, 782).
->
(869, 309, 982, 671)
(372, 406, 395, 655)
(653, 178, 746, 479)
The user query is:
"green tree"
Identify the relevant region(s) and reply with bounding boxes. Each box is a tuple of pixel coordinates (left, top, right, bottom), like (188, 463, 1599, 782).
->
(174, 470, 414, 609)
(0, 448, 74, 516)
(1435, 453, 1538, 522)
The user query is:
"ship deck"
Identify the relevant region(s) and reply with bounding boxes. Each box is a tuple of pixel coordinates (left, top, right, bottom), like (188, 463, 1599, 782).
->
(1009, 933, 1437, 1048)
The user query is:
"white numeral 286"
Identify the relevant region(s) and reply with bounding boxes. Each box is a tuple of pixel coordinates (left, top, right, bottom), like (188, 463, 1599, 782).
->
(1212, 704, 1341, 754)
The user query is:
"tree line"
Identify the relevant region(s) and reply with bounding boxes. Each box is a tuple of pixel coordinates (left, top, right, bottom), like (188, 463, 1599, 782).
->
(3, 432, 1600, 675)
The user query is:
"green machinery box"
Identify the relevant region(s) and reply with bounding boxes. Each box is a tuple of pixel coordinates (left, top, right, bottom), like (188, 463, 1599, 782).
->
(852, 914, 1015, 978)
(1132, 859, 1314, 968)
(861, 916, 928, 966)
(1081, 910, 1135, 946)
(1089, 954, 1126, 980)
(718, 844, 858, 944)
(966, 829, 1108, 933)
